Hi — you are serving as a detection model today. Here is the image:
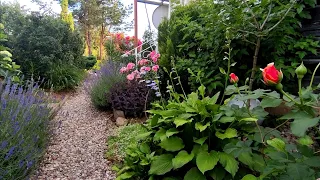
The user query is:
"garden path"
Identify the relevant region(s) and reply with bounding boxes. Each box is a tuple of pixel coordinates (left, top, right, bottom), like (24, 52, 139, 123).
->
(32, 85, 116, 180)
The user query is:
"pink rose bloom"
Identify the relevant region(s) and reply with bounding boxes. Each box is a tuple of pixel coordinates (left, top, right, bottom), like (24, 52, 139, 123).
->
(135, 73, 141, 79)
(125, 50, 131, 55)
(125, 36, 131, 44)
(126, 73, 135, 81)
(120, 67, 127, 73)
(145, 66, 151, 72)
(138, 59, 148, 66)
(132, 70, 139, 75)
(150, 51, 160, 63)
(152, 65, 159, 72)
(126, 63, 135, 70)
(138, 39, 142, 46)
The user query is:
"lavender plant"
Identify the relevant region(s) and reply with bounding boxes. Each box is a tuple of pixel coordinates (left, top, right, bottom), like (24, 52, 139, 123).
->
(0, 79, 50, 179)
(84, 61, 125, 109)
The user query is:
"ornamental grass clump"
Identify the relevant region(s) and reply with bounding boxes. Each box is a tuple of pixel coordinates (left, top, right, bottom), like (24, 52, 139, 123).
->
(0, 79, 51, 179)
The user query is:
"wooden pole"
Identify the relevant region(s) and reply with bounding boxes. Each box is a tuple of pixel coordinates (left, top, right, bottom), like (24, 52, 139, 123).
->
(134, 0, 138, 46)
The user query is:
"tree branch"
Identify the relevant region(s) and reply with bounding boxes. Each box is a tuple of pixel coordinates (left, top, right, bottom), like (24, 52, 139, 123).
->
(266, 1, 296, 32)
(260, 4, 272, 30)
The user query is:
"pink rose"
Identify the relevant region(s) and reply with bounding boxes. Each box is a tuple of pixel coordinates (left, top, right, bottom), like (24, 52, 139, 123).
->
(126, 73, 135, 81)
(145, 66, 151, 72)
(152, 65, 159, 72)
(150, 51, 160, 63)
(138, 59, 148, 66)
(126, 63, 135, 70)
(120, 67, 127, 73)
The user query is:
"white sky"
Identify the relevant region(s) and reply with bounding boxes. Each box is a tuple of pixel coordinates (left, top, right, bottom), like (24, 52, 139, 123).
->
(2, 0, 158, 39)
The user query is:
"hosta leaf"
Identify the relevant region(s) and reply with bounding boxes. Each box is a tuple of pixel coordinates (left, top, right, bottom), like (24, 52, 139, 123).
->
(194, 136, 208, 145)
(159, 136, 184, 152)
(172, 150, 194, 169)
(117, 172, 135, 179)
(166, 128, 179, 137)
(196, 150, 219, 174)
(266, 138, 286, 152)
(286, 163, 312, 180)
(238, 152, 254, 168)
(241, 174, 258, 180)
(184, 167, 206, 180)
(260, 97, 282, 108)
(174, 118, 192, 127)
(208, 167, 226, 180)
(149, 154, 174, 175)
(195, 122, 210, 132)
(137, 131, 153, 140)
(154, 128, 166, 141)
(219, 116, 235, 123)
(139, 143, 151, 154)
(215, 128, 237, 139)
(219, 152, 239, 177)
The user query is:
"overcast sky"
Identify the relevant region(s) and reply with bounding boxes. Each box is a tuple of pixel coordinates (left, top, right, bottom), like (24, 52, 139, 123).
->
(2, 0, 158, 39)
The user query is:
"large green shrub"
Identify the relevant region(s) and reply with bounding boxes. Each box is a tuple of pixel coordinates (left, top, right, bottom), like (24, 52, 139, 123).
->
(158, 0, 319, 94)
(10, 13, 85, 90)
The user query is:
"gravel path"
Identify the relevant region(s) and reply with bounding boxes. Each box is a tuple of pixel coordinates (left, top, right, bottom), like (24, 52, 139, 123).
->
(32, 86, 116, 180)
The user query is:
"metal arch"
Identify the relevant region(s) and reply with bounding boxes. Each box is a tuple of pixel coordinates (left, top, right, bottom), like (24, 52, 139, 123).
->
(137, 0, 169, 6)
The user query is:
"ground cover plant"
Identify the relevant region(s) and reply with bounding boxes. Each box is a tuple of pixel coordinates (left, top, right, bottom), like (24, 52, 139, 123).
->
(0, 79, 51, 179)
(106, 124, 147, 162)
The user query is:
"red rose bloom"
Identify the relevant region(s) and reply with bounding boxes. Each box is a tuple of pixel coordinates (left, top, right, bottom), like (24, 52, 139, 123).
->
(229, 73, 239, 84)
(261, 63, 283, 86)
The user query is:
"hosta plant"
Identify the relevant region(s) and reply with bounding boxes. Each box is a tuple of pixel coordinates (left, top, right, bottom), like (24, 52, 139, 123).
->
(115, 64, 320, 179)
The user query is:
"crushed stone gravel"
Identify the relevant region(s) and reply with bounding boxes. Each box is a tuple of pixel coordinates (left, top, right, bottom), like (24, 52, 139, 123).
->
(31, 86, 116, 180)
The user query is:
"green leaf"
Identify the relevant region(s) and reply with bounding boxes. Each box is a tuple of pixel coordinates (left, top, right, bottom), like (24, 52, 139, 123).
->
(150, 114, 160, 127)
(241, 117, 258, 122)
(159, 136, 185, 152)
(149, 154, 174, 175)
(291, 117, 319, 137)
(195, 122, 210, 132)
(219, 67, 226, 75)
(166, 128, 179, 137)
(196, 150, 219, 174)
(184, 167, 206, 180)
(137, 131, 153, 140)
(154, 128, 167, 141)
(231, 62, 237, 66)
(266, 138, 286, 152)
(207, 92, 220, 104)
(140, 143, 151, 154)
(174, 118, 192, 127)
(286, 163, 312, 180)
(219, 116, 235, 123)
(297, 136, 313, 146)
(238, 152, 254, 168)
(215, 128, 237, 140)
(208, 167, 226, 180)
(219, 152, 239, 177)
(194, 136, 208, 145)
(198, 85, 206, 97)
(260, 97, 282, 108)
(118, 172, 135, 179)
(172, 150, 194, 169)
(241, 174, 258, 180)
(303, 156, 320, 167)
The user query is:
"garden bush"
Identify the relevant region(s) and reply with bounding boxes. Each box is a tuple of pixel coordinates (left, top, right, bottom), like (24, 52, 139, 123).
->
(158, 0, 319, 94)
(86, 61, 125, 109)
(115, 63, 320, 180)
(9, 13, 86, 90)
(83, 55, 97, 69)
(0, 79, 51, 179)
(106, 124, 147, 162)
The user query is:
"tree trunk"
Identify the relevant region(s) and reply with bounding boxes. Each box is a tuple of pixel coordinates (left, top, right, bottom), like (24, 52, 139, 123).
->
(249, 37, 261, 91)
(85, 28, 92, 56)
(99, 24, 105, 60)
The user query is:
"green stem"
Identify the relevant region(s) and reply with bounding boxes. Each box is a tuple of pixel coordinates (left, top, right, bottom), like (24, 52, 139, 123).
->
(309, 63, 320, 88)
(279, 89, 299, 105)
(298, 78, 303, 105)
(220, 41, 232, 105)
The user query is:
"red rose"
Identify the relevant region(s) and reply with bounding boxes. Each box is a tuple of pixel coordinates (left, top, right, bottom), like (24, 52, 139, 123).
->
(261, 63, 283, 86)
(229, 73, 239, 84)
